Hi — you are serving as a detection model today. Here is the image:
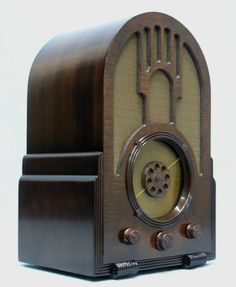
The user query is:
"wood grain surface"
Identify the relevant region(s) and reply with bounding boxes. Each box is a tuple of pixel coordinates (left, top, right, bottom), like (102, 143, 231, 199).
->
(19, 12, 215, 278)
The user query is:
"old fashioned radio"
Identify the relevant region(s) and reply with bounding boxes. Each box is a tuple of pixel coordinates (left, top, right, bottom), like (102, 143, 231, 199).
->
(18, 12, 215, 278)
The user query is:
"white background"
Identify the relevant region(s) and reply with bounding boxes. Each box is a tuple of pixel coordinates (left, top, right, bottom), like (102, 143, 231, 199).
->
(0, 0, 235, 286)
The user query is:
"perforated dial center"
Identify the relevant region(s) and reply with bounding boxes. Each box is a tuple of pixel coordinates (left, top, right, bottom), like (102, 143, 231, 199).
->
(143, 161, 170, 198)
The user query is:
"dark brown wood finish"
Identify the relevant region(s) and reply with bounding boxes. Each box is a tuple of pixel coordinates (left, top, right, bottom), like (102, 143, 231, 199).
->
(19, 12, 215, 278)
(19, 153, 103, 277)
(23, 152, 102, 175)
(19, 175, 98, 276)
(27, 22, 125, 154)
(103, 13, 213, 266)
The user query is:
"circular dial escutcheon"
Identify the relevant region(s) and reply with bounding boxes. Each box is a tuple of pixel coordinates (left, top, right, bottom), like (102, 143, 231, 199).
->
(127, 133, 192, 226)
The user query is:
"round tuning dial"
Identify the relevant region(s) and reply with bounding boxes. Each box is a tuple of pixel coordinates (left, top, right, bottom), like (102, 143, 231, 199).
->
(123, 228, 141, 245)
(156, 231, 173, 250)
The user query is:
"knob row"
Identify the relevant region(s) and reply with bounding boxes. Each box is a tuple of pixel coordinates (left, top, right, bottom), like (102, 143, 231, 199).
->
(121, 224, 202, 250)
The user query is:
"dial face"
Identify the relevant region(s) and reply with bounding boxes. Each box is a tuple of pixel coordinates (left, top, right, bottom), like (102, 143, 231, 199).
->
(132, 138, 184, 220)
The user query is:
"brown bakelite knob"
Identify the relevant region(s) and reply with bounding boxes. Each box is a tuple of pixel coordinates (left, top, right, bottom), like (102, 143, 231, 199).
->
(123, 228, 141, 245)
(156, 231, 173, 250)
(186, 224, 202, 239)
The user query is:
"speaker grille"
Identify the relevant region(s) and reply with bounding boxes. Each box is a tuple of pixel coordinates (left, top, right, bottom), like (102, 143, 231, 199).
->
(113, 24, 201, 175)
(113, 35, 144, 175)
(177, 45, 200, 171)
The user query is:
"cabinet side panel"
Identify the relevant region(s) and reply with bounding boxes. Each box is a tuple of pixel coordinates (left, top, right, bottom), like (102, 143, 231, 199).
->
(19, 176, 97, 276)
(23, 152, 102, 175)
(27, 22, 125, 154)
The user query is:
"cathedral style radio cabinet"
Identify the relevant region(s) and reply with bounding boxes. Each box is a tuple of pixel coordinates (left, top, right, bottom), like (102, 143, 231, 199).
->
(18, 12, 215, 278)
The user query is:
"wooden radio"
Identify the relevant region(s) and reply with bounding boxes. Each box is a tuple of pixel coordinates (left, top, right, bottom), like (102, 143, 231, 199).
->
(18, 12, 215, 278)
